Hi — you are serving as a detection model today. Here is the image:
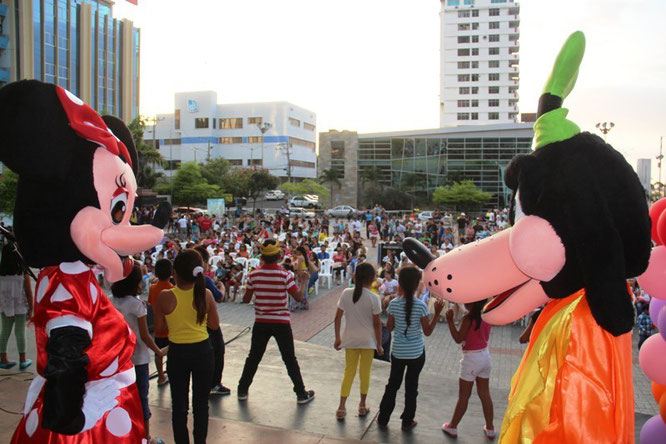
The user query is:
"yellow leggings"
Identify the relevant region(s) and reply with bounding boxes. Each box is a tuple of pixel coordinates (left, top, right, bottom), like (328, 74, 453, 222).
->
(340, 348, 375, 398)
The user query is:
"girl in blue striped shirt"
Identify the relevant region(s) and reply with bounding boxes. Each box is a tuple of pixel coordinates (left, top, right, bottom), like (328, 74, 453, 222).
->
(377, 266, 445, 430)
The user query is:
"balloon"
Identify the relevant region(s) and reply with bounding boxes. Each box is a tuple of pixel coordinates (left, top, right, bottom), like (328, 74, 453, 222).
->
(654, 382, 666, 404)
(638, 246, 666, 300)
(659, 211, 666, 249)
(658, 310, 666, 342)
(649, 198, 666, 244)
(652, 298, 666, 321)
(660, 392, 666, 423)
(640, 335, 666, 385)
(640, 415, 666, 444)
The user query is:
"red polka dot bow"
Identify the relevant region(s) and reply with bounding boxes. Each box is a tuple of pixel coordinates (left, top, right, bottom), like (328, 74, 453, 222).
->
(55, 86, 133, 169)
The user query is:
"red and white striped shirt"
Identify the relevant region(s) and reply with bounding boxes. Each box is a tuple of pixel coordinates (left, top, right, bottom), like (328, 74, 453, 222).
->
(246, 263, 298, 324)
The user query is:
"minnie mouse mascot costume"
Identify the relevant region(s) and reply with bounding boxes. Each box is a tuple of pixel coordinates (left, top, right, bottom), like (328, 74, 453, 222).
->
(0, 80, 169, 443)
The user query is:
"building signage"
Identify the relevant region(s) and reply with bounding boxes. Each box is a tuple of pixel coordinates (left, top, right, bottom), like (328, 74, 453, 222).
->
(187, 100, 198, 113)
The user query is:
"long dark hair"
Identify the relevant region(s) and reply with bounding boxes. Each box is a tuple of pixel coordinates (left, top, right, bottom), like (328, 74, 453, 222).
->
(0, 243, 22, 276)
(111, 264, 142, 298)
(174, 249, 207, 325)
(398, 266, 421, 335)
(353, 263, 376, 303)
(468, 299, 488, 330)
(297, 246, 310, 269)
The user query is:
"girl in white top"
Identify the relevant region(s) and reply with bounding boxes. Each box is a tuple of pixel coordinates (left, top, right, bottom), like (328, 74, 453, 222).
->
(334, 263, 382, 419)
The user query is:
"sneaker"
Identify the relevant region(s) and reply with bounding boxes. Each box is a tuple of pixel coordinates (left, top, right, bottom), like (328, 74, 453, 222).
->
(402, 420, 418, 431)
(441, 422, 458, 438)
(211, 384, 231, 395)
(297, 390, 315, 405)
(237, 391, 248, 401)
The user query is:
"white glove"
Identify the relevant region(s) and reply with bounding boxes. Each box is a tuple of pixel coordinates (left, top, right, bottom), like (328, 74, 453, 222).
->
(80, 378, 120, 432)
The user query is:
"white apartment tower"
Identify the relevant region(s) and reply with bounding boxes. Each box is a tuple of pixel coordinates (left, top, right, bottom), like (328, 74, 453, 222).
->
(439, 0, 520, 127)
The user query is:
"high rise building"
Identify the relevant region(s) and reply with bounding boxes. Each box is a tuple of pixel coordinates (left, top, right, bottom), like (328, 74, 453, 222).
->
(0, 0, 140, 122)
(439, 0, 520, 127)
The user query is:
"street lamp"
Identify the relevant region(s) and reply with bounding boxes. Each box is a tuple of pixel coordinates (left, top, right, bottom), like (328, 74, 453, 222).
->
(146, 115, 165, 150)
(256, 122, 272, 168)
(657, 136, 664, 197)
(168, 129, 181, 205)
(595, 121, 615, 142)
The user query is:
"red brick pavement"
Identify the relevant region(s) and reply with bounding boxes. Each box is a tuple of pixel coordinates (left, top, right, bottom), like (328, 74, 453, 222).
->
(291, 284, 346, 342)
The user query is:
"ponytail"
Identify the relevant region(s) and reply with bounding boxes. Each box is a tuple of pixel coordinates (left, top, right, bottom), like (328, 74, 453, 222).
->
(174, 249, 208, 325)
(469, 299, 487, 331)
(398, 266, 422, 336)
(353, 262, 377, 303)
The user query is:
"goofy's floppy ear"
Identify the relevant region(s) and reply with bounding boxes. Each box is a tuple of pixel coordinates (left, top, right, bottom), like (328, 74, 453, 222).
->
(0, 80, 90, 182)
(563, 168, 634, 336)
(102, 115, 138, 176)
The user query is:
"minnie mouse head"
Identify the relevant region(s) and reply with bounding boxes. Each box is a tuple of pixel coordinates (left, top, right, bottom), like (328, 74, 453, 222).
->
(0, 80, 167, 282)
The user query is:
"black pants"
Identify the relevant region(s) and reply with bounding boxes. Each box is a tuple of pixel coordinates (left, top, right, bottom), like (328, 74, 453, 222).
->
(167, 339, 213, 444)
(378, 353, 426, 427)
(238, 322, 306, 395)
(207, 327, 225, 388)
(638, 333, 649, 349)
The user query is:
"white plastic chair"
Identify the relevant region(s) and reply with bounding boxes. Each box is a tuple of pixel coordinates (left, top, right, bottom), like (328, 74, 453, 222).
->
(312, 247, 321, 255)
(234, 257, 248, 269)
(151, 252, 158, 261)
(246, 258, 260, 272)
(155, 244, 163, 254)
(209, 255, 223, 267)
(319, 259, 333, 290)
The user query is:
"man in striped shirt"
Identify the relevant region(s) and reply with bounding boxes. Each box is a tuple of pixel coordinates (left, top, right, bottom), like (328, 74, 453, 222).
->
(238, 239, 315, 404)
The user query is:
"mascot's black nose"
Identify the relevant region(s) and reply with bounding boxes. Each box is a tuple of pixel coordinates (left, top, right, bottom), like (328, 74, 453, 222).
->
(402, 238, 435, 270)
(151, 202, 172, 229)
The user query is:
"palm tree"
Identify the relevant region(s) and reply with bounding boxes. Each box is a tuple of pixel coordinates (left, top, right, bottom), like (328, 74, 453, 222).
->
(400, 172, 425, 211)
(319, 168, 341, 208)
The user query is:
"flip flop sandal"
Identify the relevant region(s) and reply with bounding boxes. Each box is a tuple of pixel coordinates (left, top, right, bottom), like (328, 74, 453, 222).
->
(358, 406, 370, 417)
(442, 422, 458, 438)
(157, 376, 169, 386)
(484, 426, 496, 439)
(336, 409, 346, 420)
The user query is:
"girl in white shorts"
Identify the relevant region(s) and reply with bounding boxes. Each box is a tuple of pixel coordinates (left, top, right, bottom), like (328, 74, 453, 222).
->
(442, 300, 495, 439)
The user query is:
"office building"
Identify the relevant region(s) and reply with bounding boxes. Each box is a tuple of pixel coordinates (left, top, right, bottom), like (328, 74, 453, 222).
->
(146, 91, 317, 180)
(637, 158, 651, 197)
(439, 0, 520, 127)
(0, 0, 140, 122)
(319, 123, 533, 208)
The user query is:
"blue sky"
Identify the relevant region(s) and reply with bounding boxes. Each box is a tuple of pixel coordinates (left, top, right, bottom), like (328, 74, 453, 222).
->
(116, 0, 666, 179)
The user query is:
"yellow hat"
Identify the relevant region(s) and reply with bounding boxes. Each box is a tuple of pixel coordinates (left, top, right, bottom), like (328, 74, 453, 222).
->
(260, 242, 281, 256)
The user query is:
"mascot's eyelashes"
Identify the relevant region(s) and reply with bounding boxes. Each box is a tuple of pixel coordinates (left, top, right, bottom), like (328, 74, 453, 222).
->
(114, 173, 127, 189)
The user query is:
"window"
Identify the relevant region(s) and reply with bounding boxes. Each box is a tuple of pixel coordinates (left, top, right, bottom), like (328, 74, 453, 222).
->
(489, 99, 500, 107)
(458, 36, 470, 44)
(289, 137, 316, 150)
(489, 8, 500, 16)
(471, 61, 479, 68)
(458, 23, 470, 31)
(248, 117, 262, 125)
(458, 48, 470, 56)
(194, 118, 209, 129)
(290, 159, 316, 168)
(304, 122, 316, 131)
(489, 60, 500, 68)
(289, 117, 301, 127)
(489, 86, 500, 94)
(457, 113, 470, 121)
(219, 137, 242, 144)
(248, 159, 263, 166)
(247, 136, 263, 143)
(489, 73, 500, 81)
(489, 47, 500, 55)
(489, 21, 500, 29)
(163, 138, 181, 145)
(459, 87, 470, 95)
(472, 22, 479, 30)
(471, 100, 479, 107)
(471, 113, 479, 120)
(447, 0, 460, 5)
(458, 74, 470, 82)
(219, 118, 243, 129)
(457, 100, 470, 107)
(472, 48, 479, 55)
(489, 34, 500, 42)
(458, 61, 470, 69)
(471, 74, 479, 82)
(458, 10, 470, 18)
(489, 112, 500, 120)
(471, 87, 479, 94)
(174, 109, 181, 129)
(331, 141, 345, 159)
(472, 9, 479, 17)
(491, 0, 507, 3)
(228, 159, 243, 166)
(472, 35, 479, 43)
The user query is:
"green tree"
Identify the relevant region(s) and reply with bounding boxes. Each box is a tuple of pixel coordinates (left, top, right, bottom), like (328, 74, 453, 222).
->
(171, 162, 222, 207)
(224, 168, 253, 198)
(128, 117, 164, 189)
(248, 169, 280, 211)
(319, 168, 341, 208)
(432, 180, 492, 211)
(0, 170, 18, 213)
(364, 186, 412, 211)
(200, 158, 232, 189)
(399, 172, 426, 210)
(279, 179, 329, 200)
(359, 166, 385, 206)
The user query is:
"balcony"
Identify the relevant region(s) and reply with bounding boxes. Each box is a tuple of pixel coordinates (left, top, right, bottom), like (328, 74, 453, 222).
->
(0, 68, 9, 84)
(0, 4, 7, 17)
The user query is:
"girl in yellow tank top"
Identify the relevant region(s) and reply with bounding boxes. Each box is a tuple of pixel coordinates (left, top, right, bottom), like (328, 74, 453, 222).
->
(165, 286, 209, 344)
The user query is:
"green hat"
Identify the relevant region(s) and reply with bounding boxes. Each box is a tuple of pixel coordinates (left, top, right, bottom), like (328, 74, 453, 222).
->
(533, 31, 586, 149)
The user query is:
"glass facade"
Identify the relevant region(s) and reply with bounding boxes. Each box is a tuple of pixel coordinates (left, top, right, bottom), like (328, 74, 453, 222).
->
(357, 136, 532, 207)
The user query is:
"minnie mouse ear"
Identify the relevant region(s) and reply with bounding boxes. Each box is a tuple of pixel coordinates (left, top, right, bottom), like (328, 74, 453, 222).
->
(101, 115, 138, 176)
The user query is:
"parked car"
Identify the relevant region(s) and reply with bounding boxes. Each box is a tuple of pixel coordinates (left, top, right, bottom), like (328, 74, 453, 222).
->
(289, 195, 320, 209)
(326, 205, 357, 218)
(418, 211, 434, 221)
(265, 189, 285, 201)
(289, 207, 316, 219)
